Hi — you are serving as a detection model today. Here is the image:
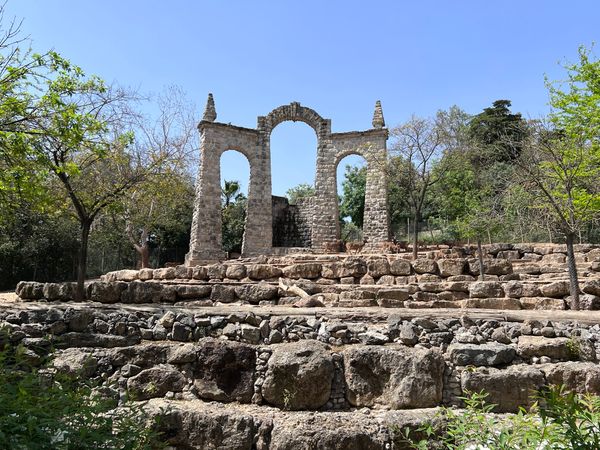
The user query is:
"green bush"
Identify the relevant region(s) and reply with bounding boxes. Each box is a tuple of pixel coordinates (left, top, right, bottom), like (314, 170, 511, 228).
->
(400, 387, 600, 449)
(0, 334, 165, 449)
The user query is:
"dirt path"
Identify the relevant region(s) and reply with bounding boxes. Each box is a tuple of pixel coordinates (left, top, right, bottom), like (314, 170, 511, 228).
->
(3, 297, 600, 324)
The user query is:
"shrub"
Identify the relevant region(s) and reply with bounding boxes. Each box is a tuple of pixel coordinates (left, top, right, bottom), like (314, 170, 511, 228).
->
(399, 387, 600, 449)
(0, 332, 165, 449)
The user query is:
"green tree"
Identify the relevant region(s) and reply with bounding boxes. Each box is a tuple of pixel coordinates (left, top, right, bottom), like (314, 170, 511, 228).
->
(468, 99, 527, 163)
(509, 47, 600, 310)
(339, 165, 366, 228)
(221, 180, 246, 254)
(390, 107, 467, 258)
(286, 183, 315, 204)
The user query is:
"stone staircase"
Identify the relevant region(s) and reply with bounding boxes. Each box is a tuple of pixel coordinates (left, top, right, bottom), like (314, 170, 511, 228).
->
(4, 243, 600, 448)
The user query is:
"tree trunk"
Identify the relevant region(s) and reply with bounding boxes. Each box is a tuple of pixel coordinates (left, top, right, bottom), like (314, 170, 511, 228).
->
(76, 220, 91, 301)
(477, 238, 485, 282)
(139, 243, 150, 269)
(412, 211, 419, 260)
(566, 232, 581, 310)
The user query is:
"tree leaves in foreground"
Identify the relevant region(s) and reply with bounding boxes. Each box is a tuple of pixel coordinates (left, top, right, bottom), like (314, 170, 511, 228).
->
(0, 333, 164, 449)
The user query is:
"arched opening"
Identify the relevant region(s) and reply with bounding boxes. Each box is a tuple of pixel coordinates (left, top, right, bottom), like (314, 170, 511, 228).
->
(220, 150, 250, 258)
(270, 121, 318, 248)
(336, 154, 368, 243)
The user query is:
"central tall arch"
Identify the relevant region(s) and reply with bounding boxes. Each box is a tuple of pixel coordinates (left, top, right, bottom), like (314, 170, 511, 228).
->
(186, 96, 390, 265)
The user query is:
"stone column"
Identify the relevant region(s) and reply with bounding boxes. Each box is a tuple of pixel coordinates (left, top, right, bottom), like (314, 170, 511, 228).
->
(312, 133, 338, 250)
(242, 138, 272, 256)
(363, 150, 390, 247)
(185, 128, 226, 265)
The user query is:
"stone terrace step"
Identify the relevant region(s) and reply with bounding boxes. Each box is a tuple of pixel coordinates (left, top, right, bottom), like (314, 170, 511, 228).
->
(143, 398, 438, 450)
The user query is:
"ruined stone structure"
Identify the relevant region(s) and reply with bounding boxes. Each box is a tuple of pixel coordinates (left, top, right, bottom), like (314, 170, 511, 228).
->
(186, 95, 390, 265)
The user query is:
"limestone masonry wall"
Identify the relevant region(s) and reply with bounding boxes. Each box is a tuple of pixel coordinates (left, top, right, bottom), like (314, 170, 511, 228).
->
(186, 99, 390, 265)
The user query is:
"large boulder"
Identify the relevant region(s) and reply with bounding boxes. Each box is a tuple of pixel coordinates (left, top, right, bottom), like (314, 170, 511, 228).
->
(437, 259, 466, 277)
(469, 281, 504, 298)
(210, 285, 236, 303)
(43, 282, 75, 301)
(127, 365, 186, 400)
(86, 281, 127, 303)
(447, 343, 516, 367)
(389, 259, 412, 276)
(283, 263, 322, 279)
(121, 281, 173, 303)
(104, 269, 139, 282)
(155, 405, 259, 450)
(412, 259, 438, 275)
(194, 338, 256, 403)
(367, 258, 390, 278)
(225, 264, 247, 280)
(582, 280, 600, 296)
(52, 348, 98, 377)
(461, 365, 545, 412)
(235, 282, 278, 303)
(175, 284, 212, 300)
(517, 336, 572, 360)
(540, 281, 570, 298)
(15, 281, 45, 300)
(540, 362, 600, 394)
(247, 264, 283, 280)
(504, 281, 541, 298)
(340, 257, 368, 278)
(468, 259, 512, 276)
(343, 345, 444, 409)
(262, 341, 334, 410)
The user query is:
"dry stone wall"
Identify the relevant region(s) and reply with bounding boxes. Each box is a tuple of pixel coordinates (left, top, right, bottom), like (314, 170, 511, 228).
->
(3, 303, 600, 416)
(186, 99, 390, 264)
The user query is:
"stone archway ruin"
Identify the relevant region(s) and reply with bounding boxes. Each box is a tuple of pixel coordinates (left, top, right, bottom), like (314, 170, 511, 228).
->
(185, 95, 390, 265)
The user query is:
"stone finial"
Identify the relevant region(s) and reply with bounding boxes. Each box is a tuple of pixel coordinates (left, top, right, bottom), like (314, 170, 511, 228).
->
(202, 93, 217, 122)
(372, 100, 385, 129)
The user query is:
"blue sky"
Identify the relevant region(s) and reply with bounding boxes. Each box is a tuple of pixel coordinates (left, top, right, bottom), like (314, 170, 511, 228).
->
(6, 1, 600, 196)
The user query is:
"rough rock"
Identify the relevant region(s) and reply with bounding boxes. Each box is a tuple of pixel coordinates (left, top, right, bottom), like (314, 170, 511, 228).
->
(540, 281, 570, 298)
(194, 338, 256, 403)
(517, 336, 572, 360)
(447, 343, 516, 366)
(175, 284, 212, 299)
(247, 264, 283, 280)
(225, 264, 247, 280)
(389, 259, 412, 276)
(343, 345, 443, 409)
(262, 341, 334, 410)
(210, 285, 236, 303)
(504, 281, 541, 298)
(15, 281, 44, 300)
(437, 259, 466, 277)
(283, 263, 322, 279)
(469, 281, 504, 298)
(540, 362, 600, 394)
(411, 259, 438, 274)
(87, 281, 127, 303)
(127, 365, 186, 400)
(461, 365, 545, 412)
(367, 258, 390, 277)
(121, 281, 172, 304)
(52, 348, 98, 377)
(153, 267, 176, 280)
(235, 282, 278, 303)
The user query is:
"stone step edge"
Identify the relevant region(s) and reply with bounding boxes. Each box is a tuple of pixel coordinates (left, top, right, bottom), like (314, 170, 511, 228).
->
(142, 397, 439, 448)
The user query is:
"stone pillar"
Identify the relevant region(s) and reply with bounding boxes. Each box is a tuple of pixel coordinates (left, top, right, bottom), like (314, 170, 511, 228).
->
(313, 138, 339, 249)
(363, 150, 390, 247)
(242, 136, 272, 256)
(186, 128, 226, 265)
